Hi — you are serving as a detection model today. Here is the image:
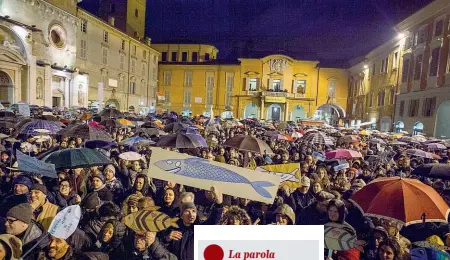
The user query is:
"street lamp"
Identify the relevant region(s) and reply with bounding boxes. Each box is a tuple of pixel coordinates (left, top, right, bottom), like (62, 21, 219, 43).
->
(363, 64, 368, 69)
(397, 33, 405, 39)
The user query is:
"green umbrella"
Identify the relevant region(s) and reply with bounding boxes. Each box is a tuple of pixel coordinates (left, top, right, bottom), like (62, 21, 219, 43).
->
(43, 148, 111, 170)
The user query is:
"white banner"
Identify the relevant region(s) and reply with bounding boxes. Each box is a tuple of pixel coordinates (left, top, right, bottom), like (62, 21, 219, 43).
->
(149, 148, 280, 203)
(47, 205, 81, 239)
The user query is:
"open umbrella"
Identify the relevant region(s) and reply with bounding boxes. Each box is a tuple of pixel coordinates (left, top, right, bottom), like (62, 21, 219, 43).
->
(350, 177, 449, 226)
(271, 134, 293, 141)
(390, 141, 407, 146)
(223, 135, 273, 154)
(19, 120, 62, 135)
(156, 133, 207, 149)
(0, 111, 15, 117)
(85, 140, 117, 149)
(118, 118, 134, 128)
(120, 136, 155, 146)
(426, 143, 446, 150)
(291, 132, 303, 139)
(163, 122, 190, 133)
(303, 132, 334, 146)
(119, 151, 142, 161)
(43, 148, 111, 170)
(412, 164, 450, 180)
(99, 108, 122, 118)
(369, 138, 386, 145)
(100, 119, 120, 128)
(16, 150, 57, 178)
(325, 149, 363, 159)
(406, 149, 436, 159)
(0, 121, 14, 129)
(341, 135, 360, 143)
(64, 124, 113, 141)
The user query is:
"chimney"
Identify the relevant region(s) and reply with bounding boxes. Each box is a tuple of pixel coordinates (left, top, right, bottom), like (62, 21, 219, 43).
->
(108, 16, 115, 26)
(145, 37, 151, 46)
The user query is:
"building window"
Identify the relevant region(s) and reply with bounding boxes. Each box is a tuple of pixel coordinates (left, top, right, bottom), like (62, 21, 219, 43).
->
(377, 91, 385, 106)
(80, 39, 87, 59)
(162, 52, 167, 62)
(131, 59, 136, 74)
(143, 50, 147, 59)
(184, 71, 193, 87)
(163, 71, 172, 86)
(164, 91, 170, 103)
(171, 52, 177, 62)
(182, 52, 188, 62)
(429, 47, 440, 77)
(152, 68, 157, 80)
(368, 92, 373, 107)
(327, 79, 336, 98)
(153, 55, 157, 64)
(435, 19, 444, 37)
(36, 77, 43, 100)
(141, 63, 146, 77)
(226, 73, 234, 106)
(408, 99, 420, 117)
(417, 26, 428, 45)
(103, 31, 109, 43)
(120, 54, 125, 70)
(372, 64, 376, 76)
(129, 82, 136, 94)
(132, 45, 137, 56)
(101, 47, 108, 65)
(206, 74, 214, 107)
(399, 100, 405, 116)
(121, 40, 125, 50)
(401, 58, 410, 83)
(392, 52, 399, 69)
(81, 19, 87, 33)
(248, 78, 258, 91)
(413, 54, 423, 80)
(295, 80, 306, 94)
(135, 9, 139, 18)
(422, 97, 436, 117)
(272, 79, 281, 91)
(205, 53, 210, 61)
(192, 52, 198, 62)
(380, 57, 388, 73)
(184, 89, 192, 106)
(390, 88, 395, 104)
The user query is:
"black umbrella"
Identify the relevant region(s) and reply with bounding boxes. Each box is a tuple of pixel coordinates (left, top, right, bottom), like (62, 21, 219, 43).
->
(0, 121, 14, 129)
(99, 108, 122, 118)
(100, 119, 120, 128)
(85, 140, 118, 149)
(64, 124, 113, 142)
(43, 148, 111, 170)
(163, 122, 190, 133)
(412, 164, 450, 179)
(0, 111, 15, 117)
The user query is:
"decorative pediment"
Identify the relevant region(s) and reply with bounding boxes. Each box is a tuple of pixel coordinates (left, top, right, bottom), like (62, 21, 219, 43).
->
(0, 47, 27, 65)
(293, 73, 307, 77)
(244, 71, 260, 76)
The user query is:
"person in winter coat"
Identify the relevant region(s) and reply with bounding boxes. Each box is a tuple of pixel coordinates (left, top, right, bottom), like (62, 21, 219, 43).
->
(94, 219, 126, 259)
(158, 188, 179, 218)
(4, 203, 48, 260)
(0, 234, 23, 260)
(41, 235, 109, 260)
(288, 176, 316, 225)
(377, 238, 401, 260)
(81, 202, 122, 245)
(364, 226, 388, 260)
(219, 206, 252, 225)
(128, 232, 177, 260)
(125, 174, 156, 199)
(53, 179, 81, 208)
(104, 165, 124, 204)
(273, 204, 295, 225)
(29, 184, 59, 231)
(0, 174, 32, 217)
(89, 174, 113, 202)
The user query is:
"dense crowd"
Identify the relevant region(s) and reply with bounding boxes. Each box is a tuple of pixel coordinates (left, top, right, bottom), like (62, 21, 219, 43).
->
(0, 107, 448, 260)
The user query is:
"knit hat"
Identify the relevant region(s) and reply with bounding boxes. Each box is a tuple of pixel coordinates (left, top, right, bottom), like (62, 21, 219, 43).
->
(104, 165, 116, 175)
(30, 183, 47, 195)
(274, 204, 295, 225)
(98, 202, 121, 218)
(81, 192, 100, 210)
(91, 174, 105, 184)
(0, 234, 22, 260)
(351, 179, 366, 190)
(300, 176, 310, 187)
(180, 202, 196, 214)
(12, 174, 32, 190)
(6, 203, 33, 224)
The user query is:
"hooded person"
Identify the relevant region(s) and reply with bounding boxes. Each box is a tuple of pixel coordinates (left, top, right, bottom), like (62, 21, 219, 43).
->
(103, 165, 124, 204)
(125, 173, 156, 199)
(128, 232, 177, 260)
(94, 219, 126, 259)
(89, 174, 113, 202)
(287, 176, 317, 225)
(0, 234, 22, 260)
(273, 204, 295, 225)
(218, 206, 252, 225)
(158, 187, 179, 218)
(81, 202, 121, 245)
(30, 183, 59, 231)
(4, 203, 48, 260)
(363, 226, 389, 260)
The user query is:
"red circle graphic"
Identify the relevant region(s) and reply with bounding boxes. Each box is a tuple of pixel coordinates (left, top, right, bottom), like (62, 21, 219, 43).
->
(204, 244, 224, 260)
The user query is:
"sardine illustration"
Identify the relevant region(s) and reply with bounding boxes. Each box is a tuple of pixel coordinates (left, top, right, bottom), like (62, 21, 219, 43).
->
(413, 241, 450, 250)
(124, 210, 179, 233)
(154, 158, 275, 198)
(254, 167, 300, 183)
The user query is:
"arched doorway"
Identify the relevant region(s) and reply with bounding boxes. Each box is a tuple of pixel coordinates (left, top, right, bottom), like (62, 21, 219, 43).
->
(105, 99, 120, 109)
(380, 116, 392, 132)
(268, 104, 282, 121)
(244, 103, 258, 119)
(413, 121, 424, 135)
(314, 104, 346, 125)
(0, 71, 13, 103)
(291, 105, 305, 122)
(395, 121, 404, 133)
(436, 101, 450, 138)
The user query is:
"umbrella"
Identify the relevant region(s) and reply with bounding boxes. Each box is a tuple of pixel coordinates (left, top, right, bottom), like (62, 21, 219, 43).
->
(163, 122, 190, 133)
(80, 113, 92, 121)
(37, 115, 59, 121)
(99, 108, 122, 118)
(223, 135, 273, 154)
(406, 149, 436, 159)
(291, 132, 303, 139)
(0, 111, 14, 117)
(0, 121, 14, 129)
(118, 118, 134, 128)
(359, 130, 371, 136)
(156, 133, 208, 149)
(303, 132, 334, 145)
(412, 164, 450, 180)
(325, 149, 363, 159)
(426, 143, 446, 150)
(369, 138, 386, 145)
(118, 151, 142, 161)
(16, 150, 57, 178)
(120, 136, 155, 146)
(85, 140, 118, 149)
(350, 177, 449, 226)
(390, 141, 407, 146)
(412, 135, 427, 143)
(64, 124, 113, 141)
(43, 148, 111, 170)
(100, 119, 120, 128)
(19, 120, 62, 135)
(135, 128, 164, 137)
(341, 135, 360, 143)
(271, 134, 294, 141)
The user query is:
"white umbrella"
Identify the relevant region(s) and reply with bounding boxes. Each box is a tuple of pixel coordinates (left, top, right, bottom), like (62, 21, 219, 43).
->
(119, 151, 142, 161)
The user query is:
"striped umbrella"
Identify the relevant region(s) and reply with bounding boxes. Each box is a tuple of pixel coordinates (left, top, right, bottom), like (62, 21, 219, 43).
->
(19, 120, 63, 135)
(303, 132, 334, 145)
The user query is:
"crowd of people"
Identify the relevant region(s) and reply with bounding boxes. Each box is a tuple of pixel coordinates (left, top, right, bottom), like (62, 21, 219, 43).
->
(0, 107, 448, 260)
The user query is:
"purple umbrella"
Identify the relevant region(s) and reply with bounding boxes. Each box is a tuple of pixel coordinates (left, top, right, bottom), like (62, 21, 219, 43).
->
(426, 143, 446, 150)
(19, 119, 62, 135)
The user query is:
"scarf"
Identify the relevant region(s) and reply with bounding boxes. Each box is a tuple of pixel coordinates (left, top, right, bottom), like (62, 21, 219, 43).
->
(94, 184, 106, 192)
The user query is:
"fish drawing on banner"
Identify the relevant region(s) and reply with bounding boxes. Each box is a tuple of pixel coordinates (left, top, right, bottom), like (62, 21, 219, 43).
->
(254, 167, 299, 183)
(154, 158, 275, 198)
(124, 210, 179, 233)
(254, 163, 300, 189)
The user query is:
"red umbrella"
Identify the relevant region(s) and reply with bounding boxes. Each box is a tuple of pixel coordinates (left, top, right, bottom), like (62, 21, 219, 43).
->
(325, 149, 362, 159)
(350, 177, 449, 226)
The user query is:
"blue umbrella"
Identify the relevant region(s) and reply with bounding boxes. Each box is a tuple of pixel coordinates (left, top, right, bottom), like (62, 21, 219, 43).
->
(119, 136, 155, 146)
(16, 150, 57, 178)
(43, 148, 111, 170)
(85, 140, 118, 149)
(156, 133, 207, 148)
(19, 119, 62, 135)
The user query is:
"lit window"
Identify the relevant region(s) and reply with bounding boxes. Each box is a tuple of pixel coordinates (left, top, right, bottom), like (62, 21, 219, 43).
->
(249, 79, 258, 91)
(103, 31, 108, 43)
(81, 19, 87, 33)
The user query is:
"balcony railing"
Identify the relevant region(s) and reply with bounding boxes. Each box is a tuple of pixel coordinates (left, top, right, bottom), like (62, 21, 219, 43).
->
(262, 91, 288, 97)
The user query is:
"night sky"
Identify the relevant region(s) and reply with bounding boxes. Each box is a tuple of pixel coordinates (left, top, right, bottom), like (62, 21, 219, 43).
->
(146, 0, 434, 66)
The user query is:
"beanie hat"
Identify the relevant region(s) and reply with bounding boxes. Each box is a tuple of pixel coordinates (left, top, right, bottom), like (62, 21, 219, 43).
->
(30, 183, 47, 196)
(300, 176, 310, 187)
(351, 179, 366, 190)
(6, 203, 33, 225)
(0, 234, 22, 260)
(81, 192, 100, 210)
(98, 202, 121, 218)
(180, 202, 196, 214)
(104, 165, 116, 175)
(91, 174, 105, 184)
(12, 175, 32, 190)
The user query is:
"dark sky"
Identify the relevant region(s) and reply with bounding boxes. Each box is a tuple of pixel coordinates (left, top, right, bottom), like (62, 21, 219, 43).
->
(146, 0, 434, 66)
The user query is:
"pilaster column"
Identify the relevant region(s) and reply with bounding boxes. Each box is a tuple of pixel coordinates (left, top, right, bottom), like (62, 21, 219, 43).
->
(64, 78, 70, 107)
(44, 65, 52, 107)
(285, 101, 289, 121)
(28, 56, 37, 104)
(260, 99, 265, 119)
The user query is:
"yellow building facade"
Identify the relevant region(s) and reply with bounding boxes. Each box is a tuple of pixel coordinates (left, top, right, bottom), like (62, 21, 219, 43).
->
(154, 44, 349, 122)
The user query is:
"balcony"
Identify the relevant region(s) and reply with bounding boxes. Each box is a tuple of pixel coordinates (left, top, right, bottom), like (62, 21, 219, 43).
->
(246, 90, 260, 96)
(261, 91, 288, 97)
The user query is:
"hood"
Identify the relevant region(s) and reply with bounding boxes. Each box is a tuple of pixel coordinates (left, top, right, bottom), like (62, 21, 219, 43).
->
(133, 173, 150, 195)
(219, 206, 251, 225)
(274, 204, 295, 225)
(99, 219, 126, 243)
(0, 234, 22, 260)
